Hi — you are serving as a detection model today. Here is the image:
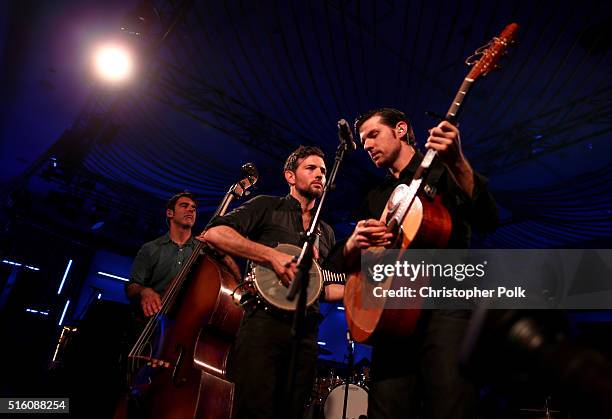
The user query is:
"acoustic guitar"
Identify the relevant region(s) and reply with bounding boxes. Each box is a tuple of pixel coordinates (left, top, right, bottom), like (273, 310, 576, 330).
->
(344, 23, 519, 344)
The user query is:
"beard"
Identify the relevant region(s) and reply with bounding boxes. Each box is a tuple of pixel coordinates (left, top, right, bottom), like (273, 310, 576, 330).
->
(297, 183, 323, 200)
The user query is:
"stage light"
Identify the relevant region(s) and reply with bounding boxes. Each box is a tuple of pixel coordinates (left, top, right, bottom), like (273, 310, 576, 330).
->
(2, 259, 21, 267)
(58, 300, 71, 326)
(26, 308, 49, 316)
(2, 259, 40, 271)
(93, 45, 133, 82)
(57, 259, 73, 295)
(97, 271, 129, 281)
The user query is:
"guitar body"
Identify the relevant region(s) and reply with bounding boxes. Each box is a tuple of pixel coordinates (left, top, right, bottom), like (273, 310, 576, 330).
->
(344, 194, 452, 343)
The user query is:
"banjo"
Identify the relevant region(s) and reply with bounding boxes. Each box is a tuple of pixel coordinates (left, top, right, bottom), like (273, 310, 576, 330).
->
(246, 243, 345, 311)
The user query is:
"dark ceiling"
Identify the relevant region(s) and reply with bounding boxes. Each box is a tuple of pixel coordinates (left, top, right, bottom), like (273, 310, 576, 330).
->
(1, 0, 611, 253)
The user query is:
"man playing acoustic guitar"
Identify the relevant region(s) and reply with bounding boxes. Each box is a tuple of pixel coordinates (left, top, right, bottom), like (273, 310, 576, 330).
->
(342, 108, 498, 419)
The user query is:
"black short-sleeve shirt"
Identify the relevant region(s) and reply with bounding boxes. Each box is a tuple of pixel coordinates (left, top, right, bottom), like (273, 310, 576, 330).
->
(208, 194, 335, 259)
(208, 194, 336, 315)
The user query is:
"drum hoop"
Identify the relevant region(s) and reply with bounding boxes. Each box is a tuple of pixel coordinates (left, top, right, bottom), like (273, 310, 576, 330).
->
(324, 382, 369, 402)
(322, 383, 369, 411)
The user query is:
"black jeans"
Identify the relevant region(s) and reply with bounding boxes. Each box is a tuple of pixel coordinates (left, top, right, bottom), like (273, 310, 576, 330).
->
(229, 308, 319, 419)
(367, 310, 478, 419)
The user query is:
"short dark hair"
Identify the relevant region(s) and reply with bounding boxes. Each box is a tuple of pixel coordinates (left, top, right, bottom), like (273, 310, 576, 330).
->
(354, 107, 416, 145)
(283, 145, 325, 172)
(166, 191, 197, 212)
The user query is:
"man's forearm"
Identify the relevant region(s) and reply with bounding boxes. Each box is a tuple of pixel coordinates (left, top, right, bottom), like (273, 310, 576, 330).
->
(323, 284, 344, 302)
(126, 283, 146, 300)
(204, 225, 273, 264)
(449, 158, 475, 198)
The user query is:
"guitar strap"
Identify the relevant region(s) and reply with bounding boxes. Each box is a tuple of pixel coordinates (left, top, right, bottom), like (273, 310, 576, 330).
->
(422, 159, 445, 200)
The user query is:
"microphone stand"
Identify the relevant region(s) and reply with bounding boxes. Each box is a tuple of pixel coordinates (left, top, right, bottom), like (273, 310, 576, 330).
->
(285, 136, 351, 416)
(342, 330, 355, 419)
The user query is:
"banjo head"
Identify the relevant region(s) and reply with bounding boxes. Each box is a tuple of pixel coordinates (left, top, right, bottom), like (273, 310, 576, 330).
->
(253, 243, 323, 311)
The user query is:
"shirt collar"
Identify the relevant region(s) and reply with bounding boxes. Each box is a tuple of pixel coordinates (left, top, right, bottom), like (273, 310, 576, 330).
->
(160, 232, 196, 246)
(283, 193, 316, 214)
(384, 150, 424, 183)
(160, 232, 172, 244)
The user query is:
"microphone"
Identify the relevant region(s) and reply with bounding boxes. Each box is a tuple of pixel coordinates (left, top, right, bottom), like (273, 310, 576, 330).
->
(241, 162, 259, 182)
(337, 119, 357, 152)
(239, 162, 259, 196)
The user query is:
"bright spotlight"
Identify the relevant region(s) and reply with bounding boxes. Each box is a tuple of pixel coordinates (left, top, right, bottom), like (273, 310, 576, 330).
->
(94, 45, 133, 82)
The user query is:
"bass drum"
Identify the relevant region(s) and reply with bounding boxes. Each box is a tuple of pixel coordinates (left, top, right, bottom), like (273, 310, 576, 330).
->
(323, 383, 368, 419)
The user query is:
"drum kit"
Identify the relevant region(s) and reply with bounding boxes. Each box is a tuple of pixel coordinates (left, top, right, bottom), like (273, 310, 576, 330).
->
(307, 333, 369, 419)
(309, 366, 369, 419)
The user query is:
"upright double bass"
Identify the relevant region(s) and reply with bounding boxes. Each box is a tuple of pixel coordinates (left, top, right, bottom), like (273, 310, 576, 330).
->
(116, 164, 258, 419)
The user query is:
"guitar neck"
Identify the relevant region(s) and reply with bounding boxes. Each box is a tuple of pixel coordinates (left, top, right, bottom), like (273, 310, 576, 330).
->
(321, 268, 346, 285)
(412, 77, 474, 182)
(446, 77, 474, 122)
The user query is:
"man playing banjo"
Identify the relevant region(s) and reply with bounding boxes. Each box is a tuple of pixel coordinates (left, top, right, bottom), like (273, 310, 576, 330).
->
(204, 145, 343, 419)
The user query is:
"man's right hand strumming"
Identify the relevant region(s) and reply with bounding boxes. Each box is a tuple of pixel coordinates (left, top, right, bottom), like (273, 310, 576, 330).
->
(266, 248, 298, 287)
(345, 219, 393, 255)
(204, 225, 300, 287)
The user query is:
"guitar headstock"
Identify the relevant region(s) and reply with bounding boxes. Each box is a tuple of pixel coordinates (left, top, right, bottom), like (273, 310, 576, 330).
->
(466, 23, 519, 80)
(232, 162, 259, 198)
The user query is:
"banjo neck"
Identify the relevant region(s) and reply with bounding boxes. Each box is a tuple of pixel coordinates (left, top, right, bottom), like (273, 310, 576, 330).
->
(321, 268, 345, 285)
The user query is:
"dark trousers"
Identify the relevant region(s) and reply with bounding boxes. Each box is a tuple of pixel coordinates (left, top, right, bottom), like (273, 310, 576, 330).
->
(367, 310, 478, 419)
(229, 309, 318, 419)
